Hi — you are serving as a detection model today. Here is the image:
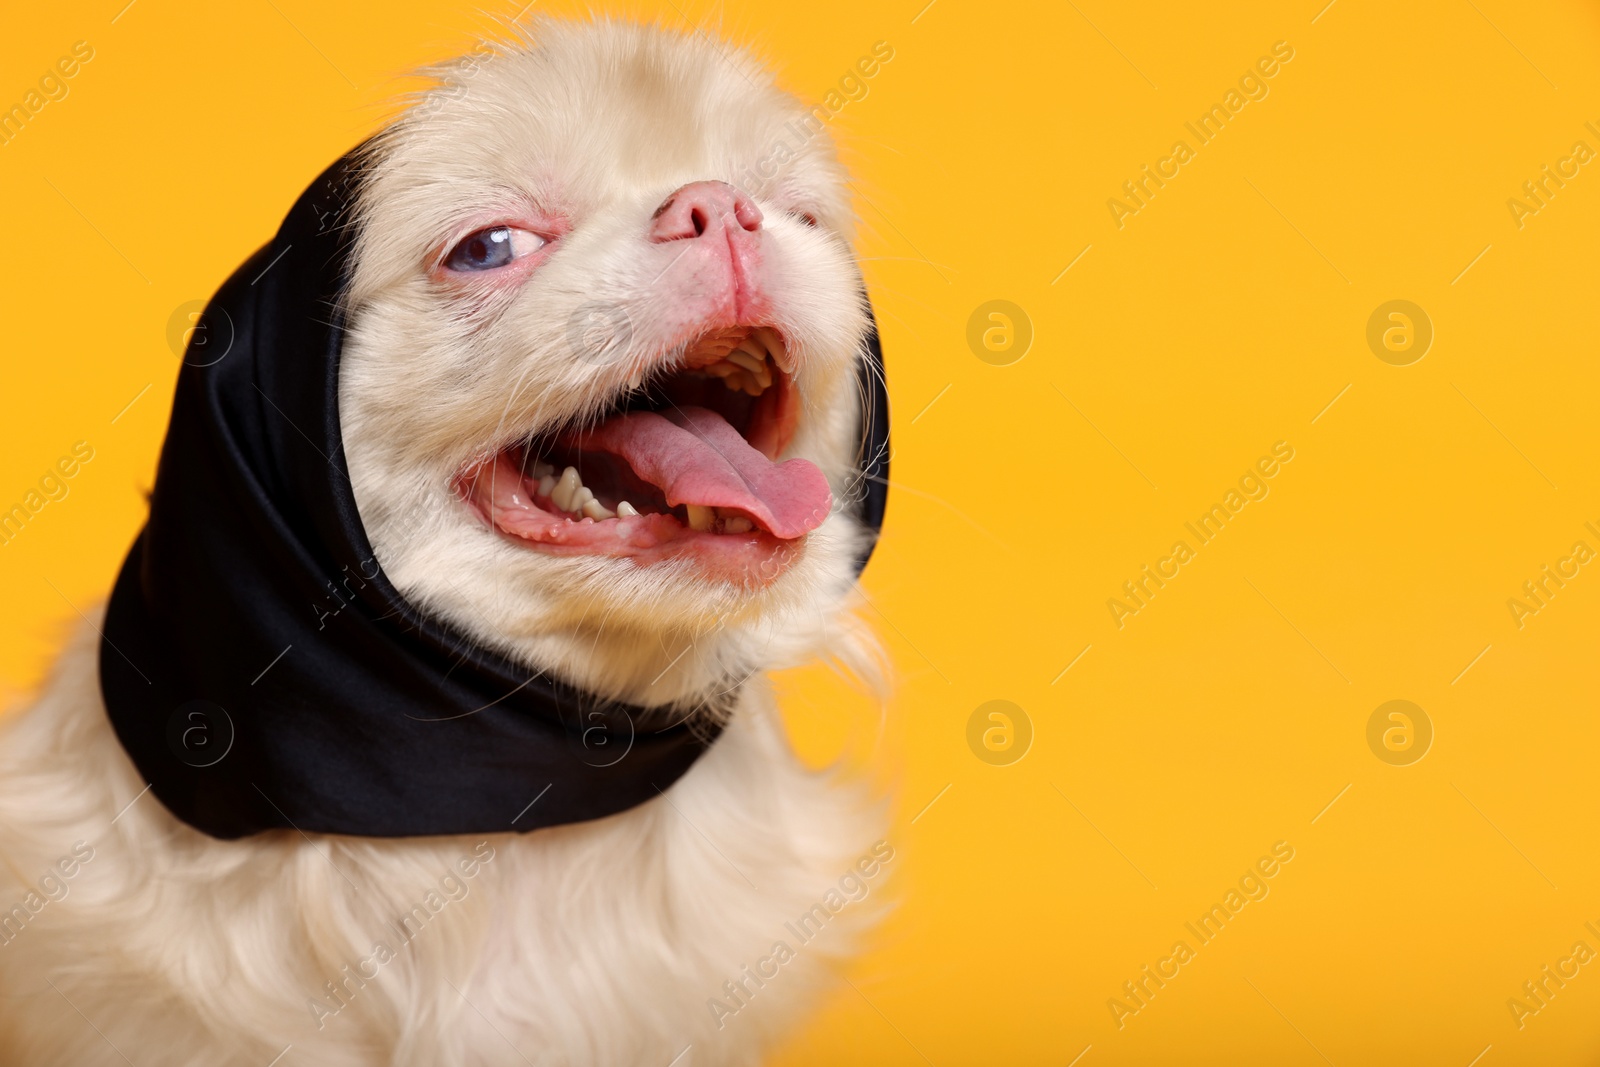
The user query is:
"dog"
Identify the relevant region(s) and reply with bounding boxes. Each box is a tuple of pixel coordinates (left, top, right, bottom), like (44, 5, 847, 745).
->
(0, 19, 891, 1065)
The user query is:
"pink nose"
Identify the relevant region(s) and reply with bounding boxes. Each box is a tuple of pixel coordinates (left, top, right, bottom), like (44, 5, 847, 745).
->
(648, 181, 763, 243)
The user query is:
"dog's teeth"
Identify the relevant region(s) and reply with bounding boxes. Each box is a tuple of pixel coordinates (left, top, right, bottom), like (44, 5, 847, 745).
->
(616, 500, 639, 517)
(552, 467, 581, 511)
(581, 498, 613, 520)
(726, 350, 765, 376)
(627, 371, 642, 390)
(754, 327, 787, 370)
(531, 461, 554, 479)
(686, 504, 715, 531)
(728, 349, 773, 388)
(537, 474, 557, 498)
(570, 486, 595, 514)
(722, 516, 753, 534)
(709, 351, 770, 393)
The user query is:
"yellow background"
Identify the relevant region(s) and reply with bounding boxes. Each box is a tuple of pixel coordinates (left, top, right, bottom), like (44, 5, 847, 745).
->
(4, 1, 1600, 1063)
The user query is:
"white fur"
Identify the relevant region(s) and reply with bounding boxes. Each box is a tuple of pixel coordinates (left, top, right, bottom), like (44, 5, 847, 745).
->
(0, 20, 888, 1065)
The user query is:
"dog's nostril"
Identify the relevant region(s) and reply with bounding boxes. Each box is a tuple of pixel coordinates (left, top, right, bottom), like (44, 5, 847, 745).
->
(648, 181, 763, 243)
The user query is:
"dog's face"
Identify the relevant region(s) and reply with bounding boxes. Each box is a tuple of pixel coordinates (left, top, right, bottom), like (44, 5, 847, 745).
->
(338, 21, 877, 702)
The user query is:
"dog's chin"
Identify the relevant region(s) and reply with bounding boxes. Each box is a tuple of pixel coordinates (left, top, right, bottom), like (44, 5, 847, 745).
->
(478, 523, 830, 632)
(452, 323, 834, 589)
(388, 490, 851, 705)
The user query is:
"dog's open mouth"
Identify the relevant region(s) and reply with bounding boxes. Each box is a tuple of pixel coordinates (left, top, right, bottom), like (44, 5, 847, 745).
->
(457, 326, 832, 575)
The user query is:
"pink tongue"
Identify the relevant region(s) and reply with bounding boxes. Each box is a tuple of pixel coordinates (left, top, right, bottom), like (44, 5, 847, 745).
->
(567, 407, 832, 539)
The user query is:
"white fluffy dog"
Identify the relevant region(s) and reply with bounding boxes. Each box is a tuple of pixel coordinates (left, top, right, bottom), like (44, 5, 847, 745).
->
(0, 20, 890, 1066)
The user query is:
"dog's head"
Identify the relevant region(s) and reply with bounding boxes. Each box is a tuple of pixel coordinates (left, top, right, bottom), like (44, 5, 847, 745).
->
(338, 21, 881, 704)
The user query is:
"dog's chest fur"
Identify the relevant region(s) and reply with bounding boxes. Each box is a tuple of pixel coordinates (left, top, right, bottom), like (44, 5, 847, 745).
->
(0, 21, 890, 1064)
(0, 620, 881, 1066)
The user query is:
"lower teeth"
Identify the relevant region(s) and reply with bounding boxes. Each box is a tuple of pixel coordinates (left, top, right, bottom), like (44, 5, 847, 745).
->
(686, 504, 753, 534)
(529, 462, 750, 533)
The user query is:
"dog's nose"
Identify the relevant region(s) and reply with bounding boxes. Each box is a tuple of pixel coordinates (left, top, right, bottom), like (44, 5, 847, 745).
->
(648, 181, 763, 243)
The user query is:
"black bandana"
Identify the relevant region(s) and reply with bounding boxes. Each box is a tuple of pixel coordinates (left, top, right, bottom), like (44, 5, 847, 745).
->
(99, 151, 889, 840)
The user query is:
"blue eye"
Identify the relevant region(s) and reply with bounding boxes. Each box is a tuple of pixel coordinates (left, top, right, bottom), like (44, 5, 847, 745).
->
(445, 226, 547, 272)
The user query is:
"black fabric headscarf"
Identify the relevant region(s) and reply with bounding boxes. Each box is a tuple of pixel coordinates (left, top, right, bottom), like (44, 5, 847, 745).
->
(99, 151, 890, 840)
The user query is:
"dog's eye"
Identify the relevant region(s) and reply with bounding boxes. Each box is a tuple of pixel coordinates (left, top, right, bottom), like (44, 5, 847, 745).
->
(795, 211, 820, 228)
(444, 226, 547, 272)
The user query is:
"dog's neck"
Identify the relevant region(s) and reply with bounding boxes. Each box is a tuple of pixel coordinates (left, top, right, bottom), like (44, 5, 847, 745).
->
(503, 617, 761, 711)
